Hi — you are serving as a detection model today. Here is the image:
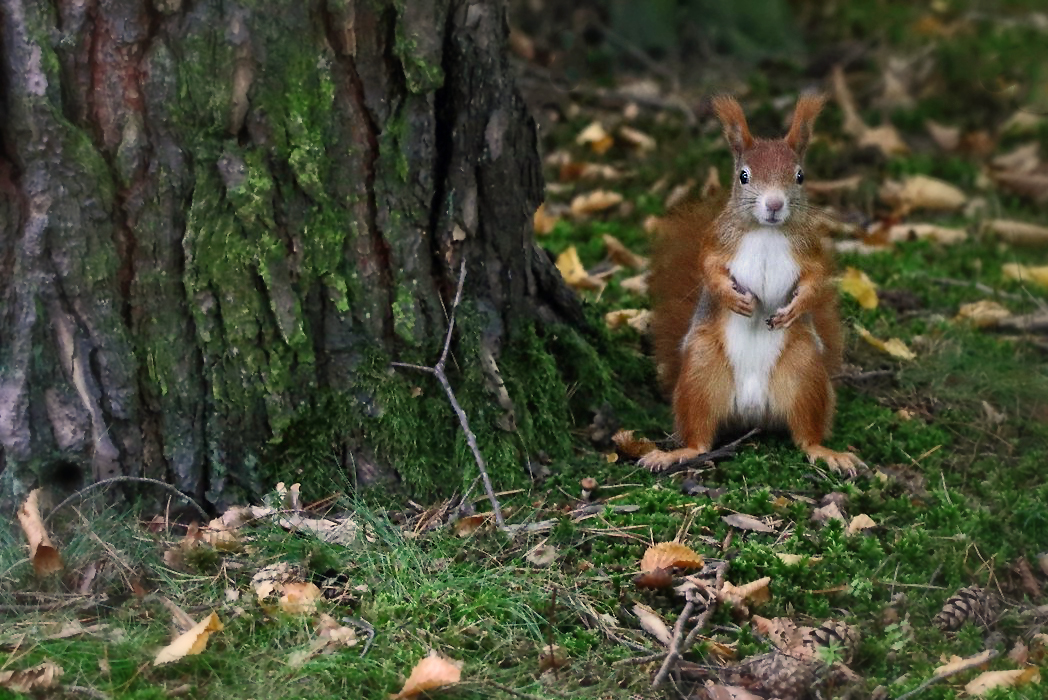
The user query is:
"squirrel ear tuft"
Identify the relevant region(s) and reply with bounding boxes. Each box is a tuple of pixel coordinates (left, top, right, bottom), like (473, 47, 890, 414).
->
(785, 93, 825, 156)
(712, 96, 754, 158)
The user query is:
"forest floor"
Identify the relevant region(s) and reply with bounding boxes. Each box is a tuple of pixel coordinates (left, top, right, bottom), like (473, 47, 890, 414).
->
(4, 2, 1048, 699)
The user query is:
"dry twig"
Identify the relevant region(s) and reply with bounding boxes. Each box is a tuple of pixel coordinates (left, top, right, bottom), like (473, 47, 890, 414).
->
(44, 477, 210, 526)
(392, 259, 506, 528)
(894, 649, 1000, 700)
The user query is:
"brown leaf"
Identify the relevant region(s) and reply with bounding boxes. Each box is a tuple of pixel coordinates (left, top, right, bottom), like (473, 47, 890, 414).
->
(390, 650, 463, 699)
(722, 513, 776, 533)
(812, 502, 846, 525)
(993, 170, 1048, 203)
(620, 272, 649, 296)
(611, 429, 657, 458)
(839, 267, 878, 309)
(805, 175, 864, 197)
(846, 513, 876, 535)
(153, 613, 223, 665)
(603, 234, 648, 270)
(605, 309, 651, 332)
(640, 541, 705, 572)
(1009, 639, 1030, 665)
(576, 121, 614, 155)
(985, 219, 1048, 245)
(0, 661, 63, 693)
(860, 125, 910, 156)
(17, 489, 63, 576)
(1014, 557, 1042, 600)
(720, 577, 772, 610)
(955, 301, 1012, 328)
(633, 603, 673, 645)
(526, 544, 558, 567)
(888, 223, 967, 245)
(570, 190, 624, 216)
(453, 514, 490, 537)
(1038, 552, 1048, 577)
(965, 667, 1040, 696)
(618, 125, 656, 152)
(705, 684, 765, 700)
(633, 567, 674, 590)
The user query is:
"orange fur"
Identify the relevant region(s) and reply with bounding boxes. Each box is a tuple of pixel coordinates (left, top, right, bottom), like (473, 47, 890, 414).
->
(641, 94, 860, 474)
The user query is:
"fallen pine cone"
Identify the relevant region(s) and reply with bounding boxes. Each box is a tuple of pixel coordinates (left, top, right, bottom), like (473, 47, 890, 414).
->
(933, 585, 997, 631)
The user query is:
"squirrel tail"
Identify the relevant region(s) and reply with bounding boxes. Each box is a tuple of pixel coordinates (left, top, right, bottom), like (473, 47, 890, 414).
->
(649, 196, 724, 396)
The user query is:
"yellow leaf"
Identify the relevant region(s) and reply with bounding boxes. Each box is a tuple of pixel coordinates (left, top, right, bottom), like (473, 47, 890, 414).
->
(839, 267, 879, 309)
(965, 667, 1040, 696)
(570, 189, 624, 216)
(855, 325, 916, 361)
(775, 553, 821, 566)
(153, 613, 223, 665)
(279, 582, 322, 614)
(16, 489, 63, 576)
(390, 650, 463, 699)
(575, 121, 608, 146)
(880, 175, 966, 212)
(1003, 263, 1048, 288)
(640, 542, 704, 573)
(555, 246, 605, 292)
(955, 300, 1012, 328)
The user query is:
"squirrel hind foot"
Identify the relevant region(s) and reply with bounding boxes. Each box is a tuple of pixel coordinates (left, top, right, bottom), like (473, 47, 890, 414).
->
(638, 447, 709, 472)
(803, 446, 864, 477)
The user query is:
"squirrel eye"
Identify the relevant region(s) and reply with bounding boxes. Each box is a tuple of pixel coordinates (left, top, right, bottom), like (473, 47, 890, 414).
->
(795, 169, 804, 184)
(739, 169, 750, 185)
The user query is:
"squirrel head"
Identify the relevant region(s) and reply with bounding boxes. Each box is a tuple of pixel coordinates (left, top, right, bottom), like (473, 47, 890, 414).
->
(712, 94, 825, 228)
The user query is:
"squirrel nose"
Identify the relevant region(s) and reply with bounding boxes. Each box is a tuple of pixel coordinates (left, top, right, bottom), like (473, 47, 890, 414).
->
(765, 196, 785, 212)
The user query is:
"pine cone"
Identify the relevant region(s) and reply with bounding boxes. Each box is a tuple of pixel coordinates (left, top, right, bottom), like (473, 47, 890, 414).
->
(805, 619, 860, 662)
(933, 585, 997, 631)
(748, 652, 816, 700)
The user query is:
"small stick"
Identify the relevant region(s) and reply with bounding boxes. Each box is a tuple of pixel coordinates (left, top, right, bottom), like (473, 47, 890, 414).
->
(392, 259, 505, 528)
(658, 429, 760, 475)
(44, 477, 209, 526)
(678, 561, 730, 656)
(894, 649, 1000, 700)
(651, 591, 698, 688)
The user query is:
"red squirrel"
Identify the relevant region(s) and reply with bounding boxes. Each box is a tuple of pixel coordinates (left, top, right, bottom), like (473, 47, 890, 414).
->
(640, 94, 863, 474)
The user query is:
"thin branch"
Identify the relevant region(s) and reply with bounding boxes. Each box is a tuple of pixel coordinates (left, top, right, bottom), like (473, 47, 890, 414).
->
(651, 592, 698, 688)
(652, 561, 729, 688)
(894, 650, 1000, 700)
(657, 429, 760, 475)
(392, 259, 506, 528)
(44, 477, 210, 526)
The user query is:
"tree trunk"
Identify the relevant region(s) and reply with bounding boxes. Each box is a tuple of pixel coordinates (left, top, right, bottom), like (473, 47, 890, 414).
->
(0, 0, 586, 509)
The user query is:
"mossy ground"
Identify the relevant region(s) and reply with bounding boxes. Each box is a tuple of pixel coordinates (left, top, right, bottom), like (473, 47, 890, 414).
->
(4, 1, 1048, 698)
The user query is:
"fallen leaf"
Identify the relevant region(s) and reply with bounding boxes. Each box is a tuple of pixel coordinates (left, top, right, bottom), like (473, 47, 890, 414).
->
(640, 541, 705, 572)
(611, 429, 657, 458)
(453, 514, 489, 537)
(955, 300, 1012, 328)
(1003, 263, 1048, 288)
(0, 661, 63, 693)
(888, 223, 967, 245)
(993, 170, 1048, 203)
(965, 667, 1040, 696)
(252, 562, 293, 600)
(605, 309, 646, 330)
(526, 544, 558, 567)
(570, 190, 624, 216)
(555, 246, 605, 292)
(720, 577, 772, 610)
(279, 582, 322, 614)
(855, 325, 916, 361)
(839, 267, 879, 309)
(603, 234, 648, 269)
(16, 489, 63, 576)
(846, 514, 876, 535)
(275, 482, 302, 511)
(618, 125, 656, 152)
(992, 142, 1041, 173)
(1001, 110, 1045, 135)
(1010, 640, 1030, 665)
(722, 513, 776, 533)
(860, 125, 910, 156)
(533, 203, 559, 236)
(805, 175, 864, 197)
(154, 613, 223, 665)
(985, 219, 1048, 245)
(705, 683, 764, 700)
(576, 121, 613, 154)
(926, 119, 961, 151)
(775, 553, 822, 566)
(831, 65, 909, 157)
(812, 502, 846, 525)
(634, 567, 674, 590)
(633, 603, 673, 645)
(1038, 552, 1048, 577)
(665, 179, 696, 209)
(390, 650, 463, 699)
(879, 175, 966, 213)
(620, 272, 649, 295)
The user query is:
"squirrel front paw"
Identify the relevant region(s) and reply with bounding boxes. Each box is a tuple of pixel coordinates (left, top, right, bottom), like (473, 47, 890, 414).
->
(803, 446, 865, 477)
(767, 300, 801, 329)
(638, 447, 708, 472)
(727, 276, 756, 317)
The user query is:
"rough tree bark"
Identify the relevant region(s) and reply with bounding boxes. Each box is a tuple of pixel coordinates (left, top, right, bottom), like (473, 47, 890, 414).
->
(0, 0, 584, 509)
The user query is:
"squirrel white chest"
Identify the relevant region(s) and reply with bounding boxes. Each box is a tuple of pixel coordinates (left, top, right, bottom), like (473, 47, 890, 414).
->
(724, 229, 800, 419)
